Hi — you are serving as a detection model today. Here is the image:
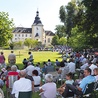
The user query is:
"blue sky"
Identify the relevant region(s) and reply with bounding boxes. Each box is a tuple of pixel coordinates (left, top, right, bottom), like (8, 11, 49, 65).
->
(0, 0, 71, 32)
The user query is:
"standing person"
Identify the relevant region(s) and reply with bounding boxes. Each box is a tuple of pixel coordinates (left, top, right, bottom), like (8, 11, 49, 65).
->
(8, 51, 16, 66)
(0, 52, 6, 68)
(11, 70, 32, 98)
(28, 52, 33, 62)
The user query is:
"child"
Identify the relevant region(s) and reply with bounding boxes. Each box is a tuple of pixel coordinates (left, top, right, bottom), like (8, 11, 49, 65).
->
(57, 72, 74, 94)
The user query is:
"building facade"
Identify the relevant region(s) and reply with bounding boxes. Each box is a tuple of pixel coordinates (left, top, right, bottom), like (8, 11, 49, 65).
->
(12, 11, 55, 46)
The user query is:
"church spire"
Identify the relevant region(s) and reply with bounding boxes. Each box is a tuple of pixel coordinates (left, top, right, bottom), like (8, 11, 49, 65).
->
(33, 10, 43, 25)
(36, 8, 39, 16)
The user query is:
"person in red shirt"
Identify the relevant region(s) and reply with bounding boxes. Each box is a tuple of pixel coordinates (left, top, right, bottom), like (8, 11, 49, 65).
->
(6, 65, 19, 88)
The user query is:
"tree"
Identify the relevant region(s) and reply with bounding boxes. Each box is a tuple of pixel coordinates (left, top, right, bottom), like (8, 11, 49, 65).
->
(59, 37, 67, 45)
(31, 40, 38, 48)
(0, 12, 14, 46)
(24, 38, 31, 48)
(68, 26, 87, 50)
(59, 0, 78, 44)
(9, 42, 16, 49)
(16, 41, 23, 47)
(81, 0, 98, 47)
(51, 35, 59, 46)
(24, 38, 39, 48)
(73, 0, 98, 48)
(55, 25, 66, 38)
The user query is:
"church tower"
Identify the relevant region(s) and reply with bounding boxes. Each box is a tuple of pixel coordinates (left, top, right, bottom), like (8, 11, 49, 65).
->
(32, 11, 45, 44)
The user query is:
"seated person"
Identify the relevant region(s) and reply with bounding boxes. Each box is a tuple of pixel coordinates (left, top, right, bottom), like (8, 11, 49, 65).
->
(57, 72, 74, 94)
(62, 68, 96, 98)
(32, 70, 41, 92)
(55, 59, 60, 66)
(6, 65, 19, 89)
(46, 64, 54, 74)
(39, 74, 57, 98)
(11, 70, 32, 98)
(35, 62, 42, 76)
(0, 77, 4, 89)
(57, 61, 69, 79)
(42, 62, 47, 74)
(94, 68, 98, 81)
(22, 58, 28, 68)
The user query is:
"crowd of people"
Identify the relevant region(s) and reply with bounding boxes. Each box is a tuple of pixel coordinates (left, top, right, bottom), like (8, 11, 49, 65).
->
(0, 50, 98, 98)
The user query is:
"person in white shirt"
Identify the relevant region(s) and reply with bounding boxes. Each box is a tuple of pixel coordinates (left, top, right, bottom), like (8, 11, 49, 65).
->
(32, 70, 41, 92)
(91, 55, 97, 64)
(25, 62, 35, 76)
(88, 61, 97, 75)
(35, 62, 41, 75)
(81, 56, 87, 65)
(80, 60, 89, 70)
(39, 74, 57, 98)
(67, 59, 75, 74)
(11, 70, 32, 98)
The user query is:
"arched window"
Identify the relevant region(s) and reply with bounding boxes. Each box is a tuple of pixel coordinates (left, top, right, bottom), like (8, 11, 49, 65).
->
(48, 38, 50, 43)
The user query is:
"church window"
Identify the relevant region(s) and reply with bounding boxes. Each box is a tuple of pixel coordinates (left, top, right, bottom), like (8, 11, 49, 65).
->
(48, 38, 50, 43)
(30, 34, 32, 37)
(15, 34, 17, 37)
(35, 33, 39, 37)
(45, 40, 46, 43)
(36, 27, 38, 30)
(22, 34, 24, 37)
(25, 34, 27, 37)
(15, 38, 17, 40)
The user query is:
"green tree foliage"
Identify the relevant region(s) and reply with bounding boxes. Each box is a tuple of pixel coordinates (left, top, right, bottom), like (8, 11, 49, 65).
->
(24, 38, 38, 48)
(81, 0, 98, 47)
(24, 38, 31, 48)
(9, 42, 16, 49)
(55, 25, 66, 38)
(31, 40, 38, 48)
(51, 35, 59, 46)
(59, 5, 66, 24)
(16, 41, 23, 47)
(58, 0, 98, 49)
(59, 0, 77, 38)
(68, 26, 87, 50)
(0, 12, 14, 46)
(59, 37, 67, 45)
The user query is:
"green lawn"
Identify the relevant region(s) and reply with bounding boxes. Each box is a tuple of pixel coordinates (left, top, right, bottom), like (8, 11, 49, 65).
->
(1, 49, 62, 98)
(2, 50, 62, 69)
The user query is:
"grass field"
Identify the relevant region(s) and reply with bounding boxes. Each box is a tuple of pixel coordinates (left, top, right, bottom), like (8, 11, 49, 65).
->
(1, 49, 62, 98)
(1, 49, 62, 69)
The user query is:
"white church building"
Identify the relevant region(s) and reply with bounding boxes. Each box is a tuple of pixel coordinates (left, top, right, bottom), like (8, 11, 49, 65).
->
(12, 11, 55, 46)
